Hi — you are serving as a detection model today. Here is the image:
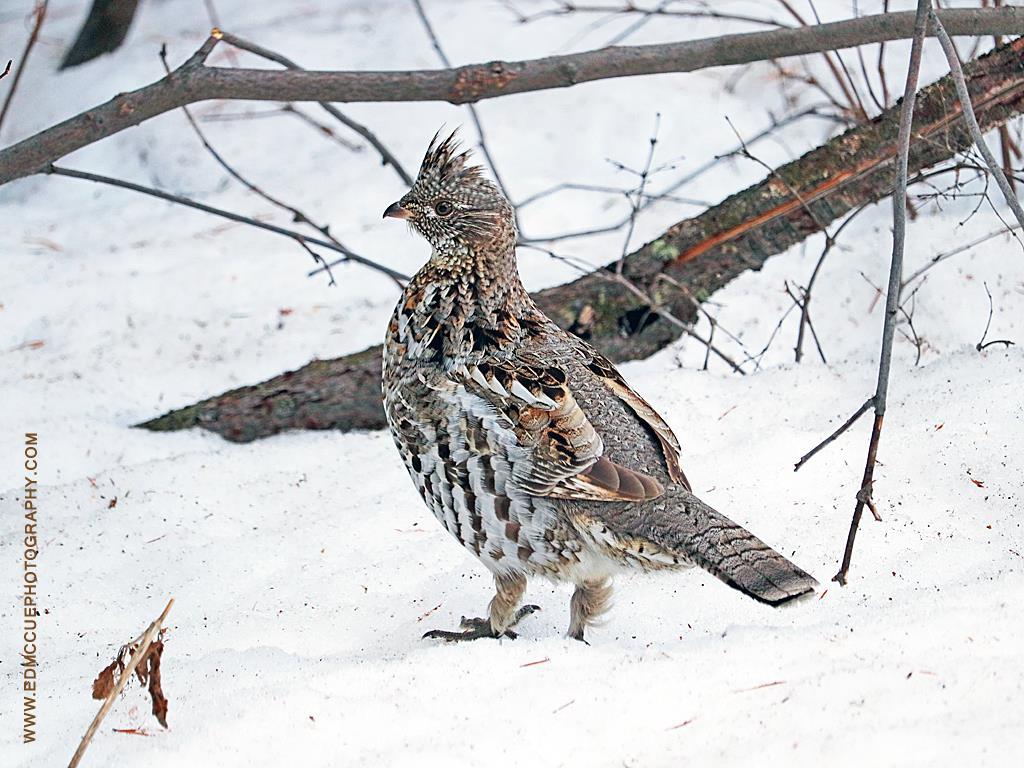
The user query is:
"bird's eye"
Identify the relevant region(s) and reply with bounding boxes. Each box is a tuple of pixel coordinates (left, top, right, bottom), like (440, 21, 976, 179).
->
(434, 200, 454, 217)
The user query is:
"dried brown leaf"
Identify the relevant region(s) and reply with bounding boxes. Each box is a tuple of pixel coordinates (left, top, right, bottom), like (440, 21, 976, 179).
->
(91, 660, 118, 700)
(146, 641, 168, 728)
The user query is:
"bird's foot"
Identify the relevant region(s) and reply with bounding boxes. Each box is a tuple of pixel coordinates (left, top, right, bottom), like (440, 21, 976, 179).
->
(422, 604, 540, 642)
(568, 628, 591, 645)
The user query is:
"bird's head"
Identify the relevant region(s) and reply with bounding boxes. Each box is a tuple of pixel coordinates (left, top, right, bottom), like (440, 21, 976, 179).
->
(383, 130, 514, 253)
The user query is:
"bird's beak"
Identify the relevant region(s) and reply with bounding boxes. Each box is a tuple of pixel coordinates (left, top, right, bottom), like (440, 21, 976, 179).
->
(383, 201, 412, 220)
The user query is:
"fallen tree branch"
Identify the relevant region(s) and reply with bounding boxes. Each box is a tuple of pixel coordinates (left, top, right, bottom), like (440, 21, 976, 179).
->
(138, 38, 1024, 442)
(3, 8, 1024, 186)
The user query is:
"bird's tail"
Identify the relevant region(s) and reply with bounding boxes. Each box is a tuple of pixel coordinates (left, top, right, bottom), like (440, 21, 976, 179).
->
(673, 489, 818, 605)
(596, 486, 819, 605)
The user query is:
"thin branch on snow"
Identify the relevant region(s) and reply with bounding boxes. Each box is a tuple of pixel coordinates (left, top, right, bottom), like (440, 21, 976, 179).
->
(793, 397, 875, 472)
(46, 165, 409, 285)
(793, 204, 871, 364)
(976, 282, 1015, 351)
(195, 103, 365, 151)
(0, 1, 47, 137)
(834, 0, 932, 587)
(784, 281, 827, 364)
(902, 222, 1022, 288)
(772, 0, 869, 123)
(653, 272, 754, 363)
(4, 8, 1024, 187)
(896, 282, 925, 366)
(516, 181, 709, 209)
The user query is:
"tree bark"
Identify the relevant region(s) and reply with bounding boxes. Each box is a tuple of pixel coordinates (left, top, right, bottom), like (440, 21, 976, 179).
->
(139, 38, 1024, 443)
(3, 8, 1024, 186)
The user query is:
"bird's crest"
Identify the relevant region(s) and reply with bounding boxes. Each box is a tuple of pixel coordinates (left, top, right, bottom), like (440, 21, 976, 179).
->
(416, 129, 483, 194)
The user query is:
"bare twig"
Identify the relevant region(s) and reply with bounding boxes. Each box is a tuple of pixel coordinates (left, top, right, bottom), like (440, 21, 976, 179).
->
(46, 165, 408, 284)
(833, 0, 932, 587)
(773, 0, 868, 122)
(750, 300, 799, 370)
(68, 599, 174, 768)
(505, 1, 791, 30)
(606, 270, 747, 374)
(902, 223, 1022, 287)
(897, 283, 925, 366)
(723, 115, 830, 232)
(878, 0, 892, 108)
(516, 106, 833, 246)
(519, 241, 747, 374)
(853, 1, 885, 113)
(0, 1, 47, 137)
(794, 204, 870, 362)
(785, 281, 827, 364)
(617, 113, 661, 272)
(158, 45, 344, 286)
(977, 281, 1015, 350)
(653, 272, 754, 361)
(794, 397, 875, 472)
(216, 31, 413, 186)
(516, 181, 708, 209)
(0, 60, 12, 80)
(930, 10, 1024, 231)
(4, 8, 1024, 187)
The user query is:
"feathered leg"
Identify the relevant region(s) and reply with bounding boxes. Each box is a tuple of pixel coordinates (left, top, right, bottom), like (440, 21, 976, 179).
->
(423, 571, 540, 642)
(568, 578, 613, 642)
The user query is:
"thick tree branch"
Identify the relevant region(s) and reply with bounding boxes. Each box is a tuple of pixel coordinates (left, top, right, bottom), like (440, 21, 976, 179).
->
(138, 38, 1024, 442)
(3, 8, 1024, 186)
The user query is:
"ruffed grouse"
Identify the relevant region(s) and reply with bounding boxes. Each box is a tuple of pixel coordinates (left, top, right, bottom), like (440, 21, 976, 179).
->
(382, 131, 817, 642)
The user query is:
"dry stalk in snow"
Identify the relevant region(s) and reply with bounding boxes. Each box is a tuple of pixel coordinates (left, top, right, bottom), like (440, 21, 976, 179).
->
(68, 598, 175, 768)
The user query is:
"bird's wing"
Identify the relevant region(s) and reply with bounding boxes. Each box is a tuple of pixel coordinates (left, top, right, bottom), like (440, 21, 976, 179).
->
(573, 344, 691, 491)
(450, 355, 665, 502)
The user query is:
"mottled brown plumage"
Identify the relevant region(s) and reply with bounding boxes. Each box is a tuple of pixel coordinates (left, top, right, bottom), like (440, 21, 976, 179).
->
(382, 131, 817, 642)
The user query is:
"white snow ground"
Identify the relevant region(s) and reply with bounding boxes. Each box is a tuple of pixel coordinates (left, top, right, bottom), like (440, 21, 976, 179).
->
(1, 1, 1022, 766)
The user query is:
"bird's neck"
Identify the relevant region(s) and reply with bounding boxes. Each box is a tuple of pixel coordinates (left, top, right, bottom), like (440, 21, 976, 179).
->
(395, 239, 539, 364)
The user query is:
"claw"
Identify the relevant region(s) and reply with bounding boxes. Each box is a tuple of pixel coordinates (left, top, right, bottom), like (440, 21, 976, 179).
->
(422, 604, 542, 643)
(423, 619, 503, 642)
(516, 604, 541, 621)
